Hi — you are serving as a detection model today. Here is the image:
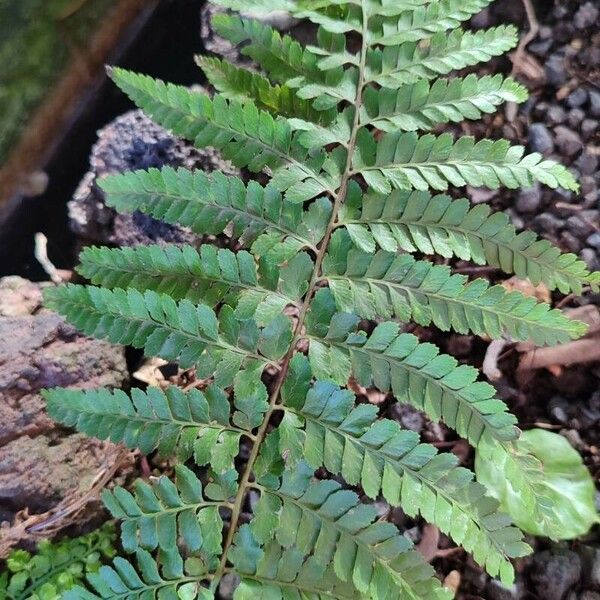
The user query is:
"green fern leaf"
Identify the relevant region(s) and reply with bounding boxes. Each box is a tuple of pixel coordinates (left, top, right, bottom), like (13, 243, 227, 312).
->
(365, 26, 519, 88)
(250, 461, 453, 598)
(323, 230, 586, 344)
(102, 465, 224, 556)
(98, 167, 332, 255)
(76, 244, 312, 325)
(108, 68, 337, 202)
(43, 285, 283, 383)
(338, 189, 593, 294)
(197, 55, 335, 124)
(361, 74, 527, 132)
(306, 290, 518, 446)
(43, 385, 251, 464)
(354, 130, 578, 193)
(368, 0, 494, 46)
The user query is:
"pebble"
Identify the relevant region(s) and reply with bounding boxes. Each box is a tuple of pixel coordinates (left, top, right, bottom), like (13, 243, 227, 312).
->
(574, 2, 599, 29)
(568, 108, 585, 128)
(567, 88, 588, 108)
(516, 183, 542, 213)
(561, 231, 582, 253)
(486, 579, 524, 600)
(529, 123, 554, 154)
(586, 233, 600, 249)
(566, 215, 596, 238)
(545, 53, 568, 87)
(546, 105, 566, 125)
(575, 152, 599, 176)
(581, 119, 598, 141)
(581, 248, 599, 270)
(533, 212, 562, 235)
(589, 90, 600, 118)
(554, 125, 583, 157)
(530, 550, 582, 600)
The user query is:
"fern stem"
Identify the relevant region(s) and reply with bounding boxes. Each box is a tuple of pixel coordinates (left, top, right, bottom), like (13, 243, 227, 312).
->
(211, 5, 371, 591)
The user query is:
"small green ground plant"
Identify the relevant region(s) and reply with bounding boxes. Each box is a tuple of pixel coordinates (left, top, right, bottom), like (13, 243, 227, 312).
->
(0, 525, 115, 600)
(43, 0, 599, 598)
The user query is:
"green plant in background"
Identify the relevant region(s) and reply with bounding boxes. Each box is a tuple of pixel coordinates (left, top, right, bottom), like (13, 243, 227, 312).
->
(42, 0, 599, 597)
(0, 524, 115, 600)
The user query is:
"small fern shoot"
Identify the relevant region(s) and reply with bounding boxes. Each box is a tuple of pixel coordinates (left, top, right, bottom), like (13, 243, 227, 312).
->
(42, 1, 597, 598)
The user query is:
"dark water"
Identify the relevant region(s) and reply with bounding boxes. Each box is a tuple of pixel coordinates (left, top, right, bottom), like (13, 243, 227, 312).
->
(0, 0, 205, 280)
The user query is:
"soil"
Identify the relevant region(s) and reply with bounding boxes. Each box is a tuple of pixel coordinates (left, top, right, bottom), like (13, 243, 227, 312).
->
(0, 0, 598, 597)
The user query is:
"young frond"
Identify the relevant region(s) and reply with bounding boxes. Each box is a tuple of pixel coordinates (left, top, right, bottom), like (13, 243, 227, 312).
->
(323, 230, 586, 344)
(43, 1, 597, 598)
(354, 131, 578, 194)
(365, 26, 519, 88)
(338, 189, 593, 294)
(250, 462, 452, 599)
(98, 167, 332, 254)
(108, 68, 337, 202)
(102, 465, 224, 556)
(360, 75, 528, 132)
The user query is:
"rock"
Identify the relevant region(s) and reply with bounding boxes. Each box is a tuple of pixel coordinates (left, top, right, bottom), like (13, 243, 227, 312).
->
(566, 215, 596, 238)
(575, 152, 599, 176)
(554, 126, 583, 157)
(470, 6, 492, 28)
(68, 109, 238, 247)
(516, 183, 542, 213)
(530, 549, 582, 600)
(579, 593, 600, 600)
(545, 53, 567, 87)
(389, 404, 425, 432)
(529, 123, 554, 154)
(0, 277, 128, 527)
(546, 105, 567, 125)
(486, 578, 524, 600)
(561, 231, 582, 253)
(586, 233, 600, 249)
(533, 212, 562, 235)
(0, 276, 44, 317)
(581, 248, 599, 271)
(588, 547, 600, 588)
(568, 108, 585, 128)
(574, 2, 599, 29)
(589, 90, 600, 118)
(581, 119, 598, 141)
(567, 89, 588, 109)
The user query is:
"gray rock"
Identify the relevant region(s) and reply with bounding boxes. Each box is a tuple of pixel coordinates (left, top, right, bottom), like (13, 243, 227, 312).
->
(533, 212, 562, 235)
(69, 109, 238, 247)
(589, 547, 600, 588)
(530, 550, 582, 600)
(529, 123, 554, 154)
(486, 578, 524, 600)
(574, 2, 599, 29)
(566, 215, 596, 238)
(586, 233, 600, 249)
(567, 89, 588, 109)
(579, 593, 600, 600)
(568, 108, 585, 128)
(589, 90, 600, 118)
(581, 248, 600, 270)
(546, 105, 567, 125)
(575, 152, 599, 176)
(581, 119, 598, 141)
(546, 53, 567, 87)
(516, 183, 542, 213)
(561, 231, 582, 253)
(554, 126, 583, 157)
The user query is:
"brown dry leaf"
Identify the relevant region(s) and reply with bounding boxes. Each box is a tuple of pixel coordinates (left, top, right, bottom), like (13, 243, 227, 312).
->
(133, 357, 169, 387)
(501, 276, 551, 303)
(443, 570, 461, 594)
(417, 524, 440, 562)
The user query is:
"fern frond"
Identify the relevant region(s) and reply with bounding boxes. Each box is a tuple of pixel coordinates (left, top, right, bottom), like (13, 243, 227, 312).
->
(361, 75, 527, 132)
(354, 131, 578, 194)
(43, 385, 248, 464)
(76, 244, 311, 325)
(306, 291, 518, 446)
(102, 465, 224, 556)
(99, 167, 332, 254)
(196, 55, 334, 124)
(365, 26, 519, 88)
(229, 525, 365, 600)
(368, 0, 494, 46)
(108, 68, 337, 202)
(323, 231, 586, 345)
(250, 462, 452, 599)
(43, 285, 285, 383)
(63, 549, 211, 600)
(277, 379, 528, 582)
(338, 189, 593, 294)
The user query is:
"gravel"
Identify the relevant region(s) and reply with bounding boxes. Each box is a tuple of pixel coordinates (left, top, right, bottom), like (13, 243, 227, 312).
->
(528, 123, 554, 154)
